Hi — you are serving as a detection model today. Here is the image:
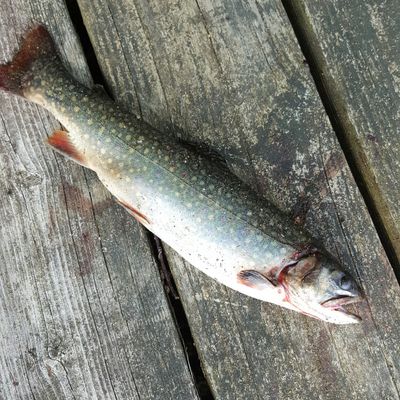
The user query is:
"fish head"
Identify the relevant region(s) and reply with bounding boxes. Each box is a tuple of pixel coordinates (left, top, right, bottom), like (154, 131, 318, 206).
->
(281, 253, 362, 324)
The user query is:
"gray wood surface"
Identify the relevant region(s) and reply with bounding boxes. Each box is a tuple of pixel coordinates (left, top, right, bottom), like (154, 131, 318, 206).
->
(76, 0, 400, 399)
(0, 1, 199, 399)
(289, 0, 400, 266)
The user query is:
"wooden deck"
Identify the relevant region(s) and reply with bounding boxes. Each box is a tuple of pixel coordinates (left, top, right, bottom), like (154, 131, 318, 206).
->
(0, 0, 399, 399)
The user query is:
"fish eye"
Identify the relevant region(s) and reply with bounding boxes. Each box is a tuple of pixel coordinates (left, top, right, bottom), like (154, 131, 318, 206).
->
(338, 273, 353, 291)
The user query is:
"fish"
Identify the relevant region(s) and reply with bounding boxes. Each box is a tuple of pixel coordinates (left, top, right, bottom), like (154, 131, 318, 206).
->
(0, 26, 362, 324)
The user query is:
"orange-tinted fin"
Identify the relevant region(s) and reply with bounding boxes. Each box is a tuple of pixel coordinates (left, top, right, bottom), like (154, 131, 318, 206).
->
(0, 25, 56, 96)
(116, 198, 150, 226)
(237, 270, 276, 290)
(47, 130, 88, 167)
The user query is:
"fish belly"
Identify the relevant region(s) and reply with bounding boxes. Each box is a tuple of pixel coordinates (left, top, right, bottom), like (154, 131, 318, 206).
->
(95, 156, 294, 308)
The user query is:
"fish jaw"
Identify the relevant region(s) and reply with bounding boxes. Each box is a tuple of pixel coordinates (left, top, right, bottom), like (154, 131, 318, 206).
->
(278, 255, 363, 324)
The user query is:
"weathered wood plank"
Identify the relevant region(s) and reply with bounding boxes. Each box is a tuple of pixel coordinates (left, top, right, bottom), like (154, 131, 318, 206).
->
(0, 1, 199, 399)
(286, 0, 400, 267)
(77, 0, 400, 399)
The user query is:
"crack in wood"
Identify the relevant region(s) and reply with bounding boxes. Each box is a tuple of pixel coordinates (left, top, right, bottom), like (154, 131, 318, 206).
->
(146, 233, 215, 400)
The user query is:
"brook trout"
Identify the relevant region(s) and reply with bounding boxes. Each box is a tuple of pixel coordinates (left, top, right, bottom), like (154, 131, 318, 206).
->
(0, 26, 362, 324)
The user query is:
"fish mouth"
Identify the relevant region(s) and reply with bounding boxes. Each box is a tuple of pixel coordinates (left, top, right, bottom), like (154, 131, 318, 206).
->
(321, 295, 363, 322)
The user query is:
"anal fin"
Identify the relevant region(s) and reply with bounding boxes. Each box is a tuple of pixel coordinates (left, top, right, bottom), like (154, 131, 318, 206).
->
(47, 130, 88, 167)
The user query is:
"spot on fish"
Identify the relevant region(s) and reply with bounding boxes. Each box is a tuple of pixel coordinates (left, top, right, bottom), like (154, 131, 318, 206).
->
(125, 134, 131, 140)
(107, 158, 112, 164)
(196, 217, 202, 223)
(105, 137, 111, 143)
(74, 106, 80, 112)
(88, 119, 93, 125)
(100, 149, 106, 155)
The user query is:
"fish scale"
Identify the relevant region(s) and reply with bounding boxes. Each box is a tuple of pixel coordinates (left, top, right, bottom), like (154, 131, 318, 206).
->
(0, 26, 362, 323)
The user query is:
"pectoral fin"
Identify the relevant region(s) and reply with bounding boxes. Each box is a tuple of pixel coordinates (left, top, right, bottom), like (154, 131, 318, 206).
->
(237, 270, 276, 290)
(47, 130, 88, 167)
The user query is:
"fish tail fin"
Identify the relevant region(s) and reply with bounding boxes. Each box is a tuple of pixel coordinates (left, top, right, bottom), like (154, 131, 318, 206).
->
(0, 25, 56, 96)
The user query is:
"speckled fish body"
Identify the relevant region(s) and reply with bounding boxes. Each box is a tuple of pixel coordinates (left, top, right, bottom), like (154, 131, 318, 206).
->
(0, 27, 362, 324)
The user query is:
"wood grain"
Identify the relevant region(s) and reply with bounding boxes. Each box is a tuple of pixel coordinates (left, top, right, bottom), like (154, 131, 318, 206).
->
(0, 1, 199, 399)
(287, 0, 400, 267)
(76, 0, 400, 399)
